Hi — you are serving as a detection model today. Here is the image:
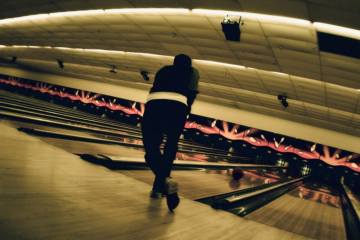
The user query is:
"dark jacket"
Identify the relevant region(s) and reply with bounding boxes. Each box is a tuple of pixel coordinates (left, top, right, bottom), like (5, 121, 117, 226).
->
(150, 65, 199, 111)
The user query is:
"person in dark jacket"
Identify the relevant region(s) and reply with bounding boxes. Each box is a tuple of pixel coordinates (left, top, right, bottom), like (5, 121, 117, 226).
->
(141, 54, 199, 211)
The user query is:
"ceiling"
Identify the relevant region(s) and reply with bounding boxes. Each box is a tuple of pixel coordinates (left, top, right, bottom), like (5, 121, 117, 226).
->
(0, 1, 359, 137)
(0, 0, 359, 29)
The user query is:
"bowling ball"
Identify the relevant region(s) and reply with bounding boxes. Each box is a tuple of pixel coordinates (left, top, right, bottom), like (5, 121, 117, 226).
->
(232, 169, 244, 180)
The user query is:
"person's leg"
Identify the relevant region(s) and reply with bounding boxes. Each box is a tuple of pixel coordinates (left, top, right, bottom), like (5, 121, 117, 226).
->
(162, 102, 187, 211)
(141, 102, 166, 193)
(162, 103, 187, 178)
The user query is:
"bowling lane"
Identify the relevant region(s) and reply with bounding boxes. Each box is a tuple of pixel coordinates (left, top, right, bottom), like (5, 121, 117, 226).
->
(3, 120, 145, 158)
(7, 120, 288, 200)
(33, 132, 286, 200)
(120, 168, 285, 200)
(7, 120, 248, 163)
(3, 120, 197, 160)
(245, 183, 346, 240)
(0, 91, 237, 156)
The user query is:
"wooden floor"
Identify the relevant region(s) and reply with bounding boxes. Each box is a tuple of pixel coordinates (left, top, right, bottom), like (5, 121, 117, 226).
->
(246, 187, 346, 240)
(0, 120, 316, 240)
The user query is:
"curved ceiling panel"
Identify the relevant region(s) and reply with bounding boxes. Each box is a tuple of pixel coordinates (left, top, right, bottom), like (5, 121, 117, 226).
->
(0, 0, 359, 28)
(0, 6, 359, 137)
(0, 10, 359, 87)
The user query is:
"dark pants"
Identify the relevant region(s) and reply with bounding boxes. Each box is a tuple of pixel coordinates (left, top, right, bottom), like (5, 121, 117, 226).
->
(141, 100, 188, 192)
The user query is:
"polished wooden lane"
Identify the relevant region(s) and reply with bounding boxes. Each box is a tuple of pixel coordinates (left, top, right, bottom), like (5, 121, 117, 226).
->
(13, 131, 282, 200)
(120, 169, 273, 200)
(7, 121, 283, 200)
(7, 120, 146, 157)
(0, 121, 311, 239)
(245, 186, 346, 240)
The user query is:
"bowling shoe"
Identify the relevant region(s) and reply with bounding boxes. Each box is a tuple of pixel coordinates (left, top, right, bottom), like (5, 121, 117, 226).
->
(165, 178, 180, 212)
(150, 190, 164, 199)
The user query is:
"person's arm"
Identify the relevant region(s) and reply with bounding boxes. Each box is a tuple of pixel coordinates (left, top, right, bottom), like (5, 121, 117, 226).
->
(186, 68, 199, 114)
(150, 66, 167, 93)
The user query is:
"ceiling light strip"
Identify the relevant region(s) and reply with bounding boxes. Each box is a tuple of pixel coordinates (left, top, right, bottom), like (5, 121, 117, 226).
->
(49, 10, 105, 17)
(21, 46, 246, 70)
(314, 22, 360, 40)
(192, 9, 311, 27)
(0, 8, 358, 39)
(194, 59, 246, 70)
(0, 44, 256, 71)
(104, 8, 189, 14)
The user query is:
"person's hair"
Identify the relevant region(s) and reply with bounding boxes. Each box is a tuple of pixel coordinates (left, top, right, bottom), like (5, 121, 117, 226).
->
(173, 54, 192, 68)
(171, 54, 194, 93)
